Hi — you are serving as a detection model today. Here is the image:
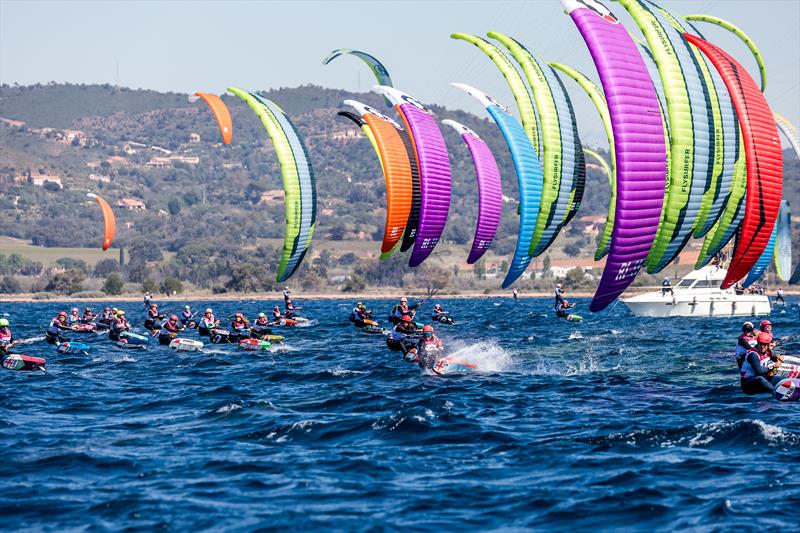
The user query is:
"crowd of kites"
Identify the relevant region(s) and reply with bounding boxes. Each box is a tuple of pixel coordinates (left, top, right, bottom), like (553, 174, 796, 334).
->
(85, 0, 799, 312)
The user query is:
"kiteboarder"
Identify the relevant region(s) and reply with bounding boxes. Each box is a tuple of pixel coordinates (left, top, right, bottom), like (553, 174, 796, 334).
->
(68, 308, 81, 325)
(143, 291, 153, 310)
(81, 307, 96, 323)
(45, 311, 72, 345)
(271, 305, 284, 323)
(283, 288, 301, 317)
(389, 297, 419, 325)
(351, 303, 374, 328)
(180, 305, 196, 328)
(775, 287, 785, 306)
(158, 315, 184, 345)
(231, 313, 249, 333)
(98, 307, 115, 328)
(0, 318, 16, 355)
(740, 332, 780, 395)
(144, 304, 160, 331)
(250, 313, 273, 338)
(386, 315, 418, 354)
(431, 304, 454, 324)
(108, 310, 130, 342)
(735, 322, 757, 368)
(554, 284, 566, 308)
(198, 309, 218, 337)
(416, 324, 445, 370)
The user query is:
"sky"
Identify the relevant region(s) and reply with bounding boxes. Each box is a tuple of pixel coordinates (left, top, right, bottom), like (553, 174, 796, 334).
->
(1, 0, 798, 146)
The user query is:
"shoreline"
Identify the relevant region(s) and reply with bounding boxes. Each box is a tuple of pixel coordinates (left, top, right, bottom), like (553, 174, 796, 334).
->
(1, 288, 796, 304)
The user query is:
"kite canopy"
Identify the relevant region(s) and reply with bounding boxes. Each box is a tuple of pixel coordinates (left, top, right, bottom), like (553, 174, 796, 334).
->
(683, 33, 782, 289)
(188, 92, 233, 144)
(227, 87, 317, 282)
(374, 85, 451, 268)
(487, 31, 584, 257)
(683, 14, 767, 92)
(324, 49, 393, 107)
(344, 100, 413, 259)
(617, 0, 715, 274)
(562, 0, 667, 312)
(452, 83, 543, 288)
(442, 119, 502, 264)
(773, 201, 792, 283)
(743, 224, 777, 288)
(86, 193, 115, 251)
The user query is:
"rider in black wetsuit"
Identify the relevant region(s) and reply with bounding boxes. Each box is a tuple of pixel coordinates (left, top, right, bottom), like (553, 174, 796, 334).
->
(740, 332, 780, 395)
(45, 311, 72, 344)
(387, 315, 418, 353)
(158, 315, 183, 345)
(250, 313, 273, 338)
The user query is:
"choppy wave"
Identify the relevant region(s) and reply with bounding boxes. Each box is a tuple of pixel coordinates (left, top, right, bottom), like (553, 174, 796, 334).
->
(1, 297, 798, 530)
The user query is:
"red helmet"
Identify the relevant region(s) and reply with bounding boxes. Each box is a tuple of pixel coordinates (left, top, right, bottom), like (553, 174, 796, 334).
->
(401, 315, 412, 323)
(422, 324, 434, 333)
(58, 311, 67, 318)
(760, 320, 772, 329)
(170, 314, 178, 321)
(757, 332, 772, 345)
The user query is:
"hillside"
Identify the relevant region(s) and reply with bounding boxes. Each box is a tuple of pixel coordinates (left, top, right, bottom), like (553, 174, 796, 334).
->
(0, 83, 797, 296)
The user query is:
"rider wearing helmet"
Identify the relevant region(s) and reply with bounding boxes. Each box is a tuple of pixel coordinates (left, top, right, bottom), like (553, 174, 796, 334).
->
(158, 314, 183, 345)
(231, 312, 249, 333)
(45, 311, 72, 344)
(740, 332, 780, 395)
(387, 314, 419, 353)
(390, 297, 420, 325)
(735, 322, 757, 369)
(0, 318, 15, 354)
(431, 303, 451, 324)
(81, 307, 96, 323)
(417, 324, 444, 370)
(68, 307, 81, 325)
(351, 302, 372, 328)
(180, 305, 195, 327)
(251, 312, 273, 338)
(198, 308, 217, 337)
(144, 303, 160, 331)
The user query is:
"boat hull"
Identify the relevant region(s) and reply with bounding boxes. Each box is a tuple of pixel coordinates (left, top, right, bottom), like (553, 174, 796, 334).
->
(623, 292, 771, 317)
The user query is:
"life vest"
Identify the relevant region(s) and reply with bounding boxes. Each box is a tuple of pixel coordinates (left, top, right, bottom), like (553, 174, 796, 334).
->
(735, 335, 756, 367)
(0, 327, 11, 341)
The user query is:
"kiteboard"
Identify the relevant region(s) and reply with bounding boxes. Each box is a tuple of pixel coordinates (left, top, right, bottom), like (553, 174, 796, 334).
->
(120, 331, 149, 345)
(774, 378, 800, 402)
(116, 339, 146, 350)
(70, 323, 97, 333)
(57, 342, 90, 355)
(1, 354, 46, 372)
(169, 338, 203, 352)
(567, 314, 583, 322)
(432, 315, 456, 325)
(237, 338, 272, 351)
(431, 355, 478, 375)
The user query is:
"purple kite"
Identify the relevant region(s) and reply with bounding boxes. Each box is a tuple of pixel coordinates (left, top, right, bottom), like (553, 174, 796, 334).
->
(442, 119, 503, 264)
(562, 0, 667, 312)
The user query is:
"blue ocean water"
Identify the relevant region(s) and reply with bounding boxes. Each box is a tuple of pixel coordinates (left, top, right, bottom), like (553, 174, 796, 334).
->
(1, 297, 798, 530)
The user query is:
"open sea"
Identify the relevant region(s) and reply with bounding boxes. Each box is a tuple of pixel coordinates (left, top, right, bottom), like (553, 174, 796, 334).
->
(1, 297, 798, 531)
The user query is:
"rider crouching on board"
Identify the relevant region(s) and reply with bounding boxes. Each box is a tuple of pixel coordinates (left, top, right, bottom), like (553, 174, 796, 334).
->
(740, 333, 780, 395)
(416, 324, 444, 370)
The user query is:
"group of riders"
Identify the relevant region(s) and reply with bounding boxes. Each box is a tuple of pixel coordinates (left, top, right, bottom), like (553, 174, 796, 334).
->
(347, 295, 448, 370)
(34, 287, 305, 348)
(735, 319, 793, 396)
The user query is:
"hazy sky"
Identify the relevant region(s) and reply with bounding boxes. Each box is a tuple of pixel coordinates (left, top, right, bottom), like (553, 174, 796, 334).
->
(2, 0, 798, 145)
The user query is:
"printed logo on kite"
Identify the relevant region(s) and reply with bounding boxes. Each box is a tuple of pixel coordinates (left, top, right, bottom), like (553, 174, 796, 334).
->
(573, 0, 619, 24)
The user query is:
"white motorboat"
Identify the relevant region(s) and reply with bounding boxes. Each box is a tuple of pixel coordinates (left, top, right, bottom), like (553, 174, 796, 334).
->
(622, 265, 771, 318)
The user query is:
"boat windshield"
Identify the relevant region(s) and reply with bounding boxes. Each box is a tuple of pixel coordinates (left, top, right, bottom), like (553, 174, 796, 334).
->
(677, 279, 696, 287)
(694, 280, 712, 288)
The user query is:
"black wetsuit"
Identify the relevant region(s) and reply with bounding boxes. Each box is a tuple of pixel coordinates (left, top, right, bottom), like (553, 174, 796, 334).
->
(45, 319, 70, 345)
(158, 321, 181, 345)
(250, 321, 273, 338)
(740, 350, 776, 395)
(417, 337, 443, 370)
